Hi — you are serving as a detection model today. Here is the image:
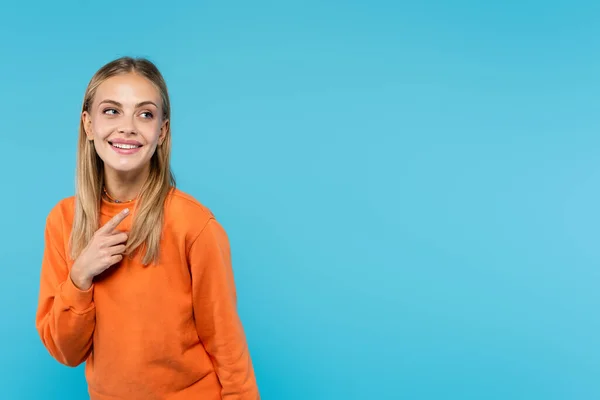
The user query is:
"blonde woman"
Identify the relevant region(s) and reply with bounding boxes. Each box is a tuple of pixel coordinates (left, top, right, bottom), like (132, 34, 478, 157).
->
(35, 57, 260, 400)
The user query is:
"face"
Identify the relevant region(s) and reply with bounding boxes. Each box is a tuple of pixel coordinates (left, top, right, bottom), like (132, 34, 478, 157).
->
(82, 73, 168, 178)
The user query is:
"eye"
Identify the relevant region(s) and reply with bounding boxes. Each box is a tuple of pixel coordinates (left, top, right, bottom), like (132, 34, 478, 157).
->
(140, 111, 154, 119)
(103, 108, 118, 115)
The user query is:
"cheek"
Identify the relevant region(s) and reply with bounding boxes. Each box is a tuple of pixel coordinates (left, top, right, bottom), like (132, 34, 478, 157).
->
(141, 125, 162, 144)
(92, 119, 117, 139)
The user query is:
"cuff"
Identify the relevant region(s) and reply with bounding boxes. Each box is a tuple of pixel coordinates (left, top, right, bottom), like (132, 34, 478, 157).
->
(60, 277, 95, 314)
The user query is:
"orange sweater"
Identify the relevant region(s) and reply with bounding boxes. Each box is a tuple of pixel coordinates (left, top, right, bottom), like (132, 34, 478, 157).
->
(35, 188, 260, 400)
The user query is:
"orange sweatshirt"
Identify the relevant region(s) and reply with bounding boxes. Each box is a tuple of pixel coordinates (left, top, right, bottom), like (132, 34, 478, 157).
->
(35, 188, 260, 400)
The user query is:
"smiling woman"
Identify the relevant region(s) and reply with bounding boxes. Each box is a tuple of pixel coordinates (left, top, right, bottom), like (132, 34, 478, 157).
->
(83, 77, 165, 175)
(34, 57, 260, 400)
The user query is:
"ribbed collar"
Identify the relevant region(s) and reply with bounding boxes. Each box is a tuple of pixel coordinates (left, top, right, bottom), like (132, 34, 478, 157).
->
(100, 195, 138, 217)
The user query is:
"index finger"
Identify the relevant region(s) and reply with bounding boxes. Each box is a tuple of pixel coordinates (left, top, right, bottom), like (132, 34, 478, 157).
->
(100, 208, 130, 234)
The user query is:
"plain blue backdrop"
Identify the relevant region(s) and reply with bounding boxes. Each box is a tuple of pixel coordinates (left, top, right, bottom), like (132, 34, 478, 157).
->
(1, 1, 599, 399)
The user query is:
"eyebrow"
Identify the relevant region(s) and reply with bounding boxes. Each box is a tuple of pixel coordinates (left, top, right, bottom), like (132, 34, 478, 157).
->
(98, 99, 159, 109)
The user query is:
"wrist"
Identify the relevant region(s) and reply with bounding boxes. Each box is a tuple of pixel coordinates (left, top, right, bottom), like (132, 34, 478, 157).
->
(70, 264, 92, 290)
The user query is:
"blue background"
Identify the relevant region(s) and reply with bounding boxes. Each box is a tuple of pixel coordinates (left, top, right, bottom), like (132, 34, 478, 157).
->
(0, 1, 599, 399)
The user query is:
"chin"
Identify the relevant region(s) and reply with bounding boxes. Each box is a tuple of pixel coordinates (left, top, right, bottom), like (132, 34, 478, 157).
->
(102, 157, 148, 174)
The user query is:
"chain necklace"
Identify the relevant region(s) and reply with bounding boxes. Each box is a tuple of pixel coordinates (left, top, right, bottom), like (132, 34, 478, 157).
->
(103, 186, 136, 203)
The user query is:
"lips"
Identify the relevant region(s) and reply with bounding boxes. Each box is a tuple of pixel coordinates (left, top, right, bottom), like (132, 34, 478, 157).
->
(109, 139, 143, 155)
(109, 138, 143, 146)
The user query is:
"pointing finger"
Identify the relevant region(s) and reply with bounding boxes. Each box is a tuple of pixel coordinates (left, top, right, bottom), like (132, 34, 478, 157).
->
(100, 208, 130, 234)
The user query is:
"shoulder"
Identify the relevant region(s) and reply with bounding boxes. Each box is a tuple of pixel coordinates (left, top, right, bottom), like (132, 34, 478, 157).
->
(46, 196, 76, 225)
(167, 188, 215, 219)
(165, 188, 218, 235)
(43, 196, 76, 239)
(166, 189, 233, 258)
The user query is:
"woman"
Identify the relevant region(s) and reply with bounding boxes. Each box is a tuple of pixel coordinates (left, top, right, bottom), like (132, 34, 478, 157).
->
(35, 57, 260, 400)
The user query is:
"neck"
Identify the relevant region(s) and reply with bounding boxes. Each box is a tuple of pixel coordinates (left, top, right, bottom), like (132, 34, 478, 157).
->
(103, 166, 149, 202)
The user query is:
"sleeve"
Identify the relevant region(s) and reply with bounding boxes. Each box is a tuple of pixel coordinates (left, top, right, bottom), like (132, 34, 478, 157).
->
(189, 218, 260, 399)
(35, 208, 96, 367)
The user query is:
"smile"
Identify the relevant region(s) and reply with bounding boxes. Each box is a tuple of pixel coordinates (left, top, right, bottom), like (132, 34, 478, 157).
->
(109, 141, 143, 154)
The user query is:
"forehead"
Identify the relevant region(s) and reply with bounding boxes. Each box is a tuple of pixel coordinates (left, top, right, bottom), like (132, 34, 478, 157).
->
(94, 73, 161, 105)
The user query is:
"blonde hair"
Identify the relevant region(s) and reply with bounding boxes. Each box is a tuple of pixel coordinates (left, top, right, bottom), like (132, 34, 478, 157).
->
(69, 56, 176, 266)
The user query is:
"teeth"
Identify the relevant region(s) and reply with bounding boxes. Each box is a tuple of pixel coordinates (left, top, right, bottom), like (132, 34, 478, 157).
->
(113, 143, 139, 149)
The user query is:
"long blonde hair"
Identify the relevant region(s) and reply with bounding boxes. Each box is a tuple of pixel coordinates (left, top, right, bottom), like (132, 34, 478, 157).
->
(69, 57, 176, 266)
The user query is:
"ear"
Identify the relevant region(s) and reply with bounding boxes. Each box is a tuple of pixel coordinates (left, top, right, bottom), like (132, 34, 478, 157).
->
(82, 111, 93, 140)
(159, 119, 169, 145)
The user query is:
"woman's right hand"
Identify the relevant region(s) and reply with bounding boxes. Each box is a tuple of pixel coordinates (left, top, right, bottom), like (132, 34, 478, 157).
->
(70, 208, 130, 290)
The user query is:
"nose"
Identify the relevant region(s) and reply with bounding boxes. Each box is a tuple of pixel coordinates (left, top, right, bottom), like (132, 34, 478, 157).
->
(117, 126, 136, 135)
(117, 117, 136, 135)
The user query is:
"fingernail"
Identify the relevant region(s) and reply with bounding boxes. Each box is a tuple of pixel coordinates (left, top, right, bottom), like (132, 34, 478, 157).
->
(124, 208, 130, 214)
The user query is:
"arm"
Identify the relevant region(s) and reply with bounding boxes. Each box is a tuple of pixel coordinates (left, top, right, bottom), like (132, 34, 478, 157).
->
(35, 210, 96, 367)
(189, 218, 260, 399)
